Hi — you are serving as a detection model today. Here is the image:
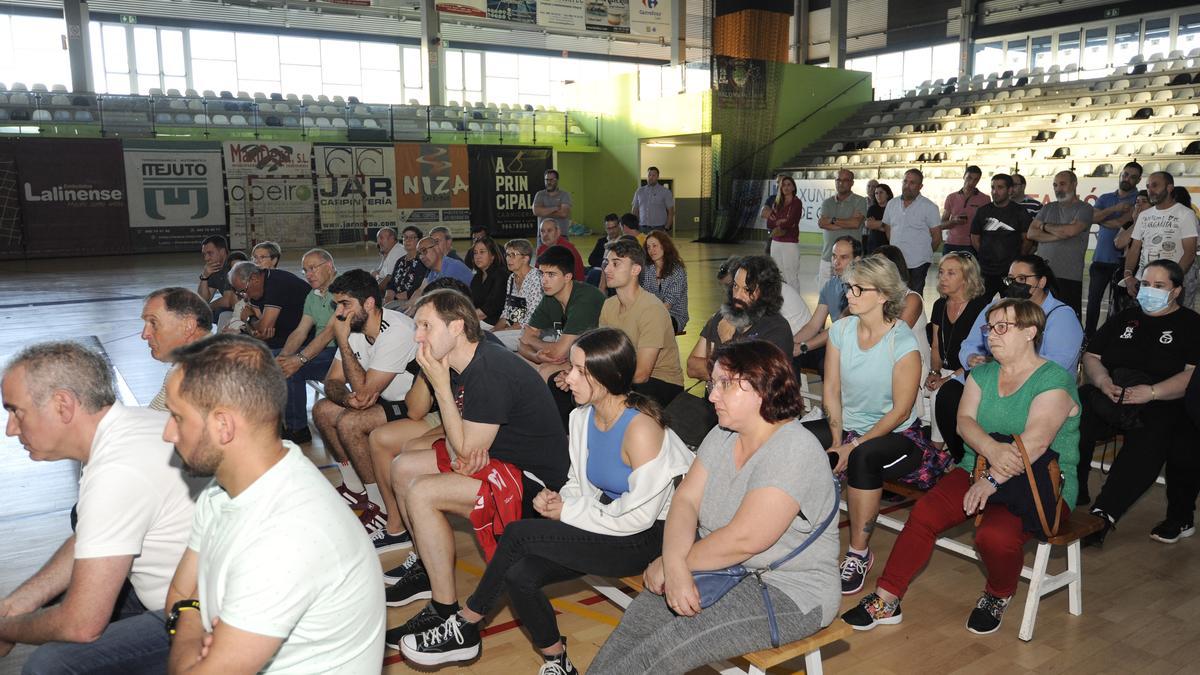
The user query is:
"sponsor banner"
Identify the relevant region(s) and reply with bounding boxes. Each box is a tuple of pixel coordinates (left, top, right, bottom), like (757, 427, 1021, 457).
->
(223, 141, 312, 177)
(468, 146, 551, 238)
(227, 176, 316, 251)
(630, 0, 668, 36)
(394, 143, 470, 210)
(1, 138, 129, 257)
(487, 0, 536, 24)
(538, 0, 585, 30)
(436, 0, 486, 17)
(124, 141, 225, 252)
(315, 144, 398, 232)
(585, 0, 629, 33)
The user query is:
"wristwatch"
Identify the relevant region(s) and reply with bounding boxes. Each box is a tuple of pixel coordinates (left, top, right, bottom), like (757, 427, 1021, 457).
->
(982, 472, 1000, 489)
(799, 342, 809, 354)
(297, 353, 310, 365)
(166, 599, 200, 636)
(199, 275, 210, 281)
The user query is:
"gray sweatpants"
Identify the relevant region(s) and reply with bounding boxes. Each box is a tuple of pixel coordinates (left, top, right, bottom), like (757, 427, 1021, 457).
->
(589, 580, 824, 675)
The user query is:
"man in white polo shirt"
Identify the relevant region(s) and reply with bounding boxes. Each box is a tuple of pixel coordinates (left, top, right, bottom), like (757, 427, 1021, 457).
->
(883, 168, 943, 294)
(0, 341, 197, 673)
(163, 334, 384, 674)
(312, 269, 418, 531)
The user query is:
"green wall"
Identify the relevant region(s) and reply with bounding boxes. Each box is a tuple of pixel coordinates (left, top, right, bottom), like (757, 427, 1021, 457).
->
(558, 74, 709, 234)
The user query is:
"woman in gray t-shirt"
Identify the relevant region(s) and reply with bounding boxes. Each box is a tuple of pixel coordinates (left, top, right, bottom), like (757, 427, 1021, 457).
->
(591, 340, 839, 674)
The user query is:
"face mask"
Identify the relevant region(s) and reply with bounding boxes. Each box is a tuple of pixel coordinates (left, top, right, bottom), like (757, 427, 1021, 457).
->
(1003, 281, 1033, 299)
(1137, 286, 1172, 313)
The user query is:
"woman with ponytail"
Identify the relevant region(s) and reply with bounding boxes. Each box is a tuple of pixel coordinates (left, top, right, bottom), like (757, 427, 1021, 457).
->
(404, 326, 693, 673)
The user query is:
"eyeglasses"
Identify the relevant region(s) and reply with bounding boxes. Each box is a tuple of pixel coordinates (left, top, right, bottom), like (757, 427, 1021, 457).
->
(1003, 274, 1035, 285)
(706, 376, 745, 393)
(302, 260, 330, 275)
(980, 321, 1019, 336)
(848, 284, 879, 297)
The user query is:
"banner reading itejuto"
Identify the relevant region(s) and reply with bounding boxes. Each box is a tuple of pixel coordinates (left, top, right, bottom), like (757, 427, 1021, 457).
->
(468, 146, 551, 238)
(0, 138, 130, 258)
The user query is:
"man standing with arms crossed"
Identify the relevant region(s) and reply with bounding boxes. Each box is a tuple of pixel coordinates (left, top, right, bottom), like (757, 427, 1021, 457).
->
(1089, 161, 1143, 336)
(818, 170, 869, 287)
(883, 168, 942, 293)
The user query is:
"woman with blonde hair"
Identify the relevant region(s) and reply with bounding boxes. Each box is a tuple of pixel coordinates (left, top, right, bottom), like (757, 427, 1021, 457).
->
(926, 252, 990, 449)
(802, 256, 951, 596)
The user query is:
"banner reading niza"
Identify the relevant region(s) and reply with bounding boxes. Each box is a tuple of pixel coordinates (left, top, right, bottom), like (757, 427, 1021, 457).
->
(468, 146, 551, 238)
(395, 143, 471, 238)
(314, 144, 397, 232)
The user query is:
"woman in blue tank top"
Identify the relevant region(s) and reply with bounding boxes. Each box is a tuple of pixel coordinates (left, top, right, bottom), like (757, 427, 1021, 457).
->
(411, 327, 693, 673)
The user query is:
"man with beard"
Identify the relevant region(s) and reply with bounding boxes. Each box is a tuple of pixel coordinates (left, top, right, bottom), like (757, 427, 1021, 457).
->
(0, 341, 197, 672)
(140, 287, 213, 411)
(970, 173, 1033, 302)
(1123, 171, 1198, 298)
(685, 255, 792, 381)
(792, 235, 862, 375)
(162, 334, 384, 673)
(1088, 161, 1144, 337)
(312, 270, 418, 532)
(1027, 170, 1095, 317)
(882, 169, 942, 293)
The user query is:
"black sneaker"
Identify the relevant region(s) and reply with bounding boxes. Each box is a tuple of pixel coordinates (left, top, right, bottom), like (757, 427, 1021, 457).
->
(384, 603, 444, 650)
(839, 550, 873, 595)
(370, 528, 412, 554)
(385, 561, 432, 607)
(1150, 519, 1196, 544)
(400, 613, 481, 666)
(965, 591, 1011, 635)
(538, 651, 579, 675)
(840, 592, 902, 631)
(281, 426, 312, 444)
(383, 551, 422, 584)
(1082, 509, 1115, 548)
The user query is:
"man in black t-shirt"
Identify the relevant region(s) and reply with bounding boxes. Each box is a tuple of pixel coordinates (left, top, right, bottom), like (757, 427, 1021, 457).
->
(197, 234, 235, 314)
(686, 255, 793, 381)
(227, 261, 312, 350)
(383, 289, 569, 638)
(971, 173, 1032, 301)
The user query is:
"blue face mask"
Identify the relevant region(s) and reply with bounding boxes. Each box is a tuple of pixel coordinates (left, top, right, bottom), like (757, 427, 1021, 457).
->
(1137, 285, 1172, 313)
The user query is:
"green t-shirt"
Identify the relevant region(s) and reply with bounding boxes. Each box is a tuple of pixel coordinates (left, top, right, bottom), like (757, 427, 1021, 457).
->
(961, 360, 1081, 509)
(303, 289, 336, 349)
(528, 281, 605, 335)
(819, 193, 870, 261)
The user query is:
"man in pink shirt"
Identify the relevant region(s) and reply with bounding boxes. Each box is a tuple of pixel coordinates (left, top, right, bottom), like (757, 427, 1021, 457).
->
(939, 165, 990, 256)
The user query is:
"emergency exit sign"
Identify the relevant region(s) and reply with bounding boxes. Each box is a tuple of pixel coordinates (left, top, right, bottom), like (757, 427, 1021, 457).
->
(1103, 8, 1120, 19)
(119, 14, 137, 24)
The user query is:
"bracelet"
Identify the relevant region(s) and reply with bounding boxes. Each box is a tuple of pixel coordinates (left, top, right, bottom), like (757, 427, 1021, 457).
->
(199, 275, 210, 281)
(982, 471, 1000, 489)
(1151, 385, 1157, 400)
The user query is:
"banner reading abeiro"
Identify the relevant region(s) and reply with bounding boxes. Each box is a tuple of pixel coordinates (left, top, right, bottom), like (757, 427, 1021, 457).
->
(468, 146, 551, 238)
(223, 142, 315, 250)
(124, 141, 226, 252)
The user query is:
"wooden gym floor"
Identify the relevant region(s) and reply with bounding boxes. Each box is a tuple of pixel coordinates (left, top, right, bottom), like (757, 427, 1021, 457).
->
(0, 235, 1194, 675)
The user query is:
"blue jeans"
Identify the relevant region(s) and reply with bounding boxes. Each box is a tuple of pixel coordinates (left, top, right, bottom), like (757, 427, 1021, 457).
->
(281, 346, 336, 431)
(23, 591, 168, 675)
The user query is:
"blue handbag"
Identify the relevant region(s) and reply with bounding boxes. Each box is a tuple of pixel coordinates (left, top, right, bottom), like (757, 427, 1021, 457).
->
(690, 477, 839, 647)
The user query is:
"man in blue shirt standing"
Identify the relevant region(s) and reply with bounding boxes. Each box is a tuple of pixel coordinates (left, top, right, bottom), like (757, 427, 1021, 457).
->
(1088, 161, 1143, 338)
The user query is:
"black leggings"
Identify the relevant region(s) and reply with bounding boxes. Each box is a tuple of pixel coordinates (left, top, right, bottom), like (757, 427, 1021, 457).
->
(466, 518, 665, 649)
(802, 418, 922, 490)
(934, 378, 966, 463)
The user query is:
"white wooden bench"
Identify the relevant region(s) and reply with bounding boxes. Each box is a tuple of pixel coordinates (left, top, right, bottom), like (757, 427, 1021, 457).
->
(586, 575, 852, 675)
(847, 480, 1106, 641)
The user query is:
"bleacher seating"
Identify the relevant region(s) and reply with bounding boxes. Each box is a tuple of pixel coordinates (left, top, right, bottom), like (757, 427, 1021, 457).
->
(0, 82, 597, 145)
(783, 51, 1200, 178)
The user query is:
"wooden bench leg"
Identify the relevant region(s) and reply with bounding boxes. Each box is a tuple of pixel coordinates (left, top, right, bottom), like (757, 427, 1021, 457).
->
(1018, 542, 1052, 642)
(1067, 540, 1083, 616)
(804, 648, 824, 675)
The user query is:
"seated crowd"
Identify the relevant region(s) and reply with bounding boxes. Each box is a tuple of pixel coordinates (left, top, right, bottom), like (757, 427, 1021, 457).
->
(3, 163, 1199, 675)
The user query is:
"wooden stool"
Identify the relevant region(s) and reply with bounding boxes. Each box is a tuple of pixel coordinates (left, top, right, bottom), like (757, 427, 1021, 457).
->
(589, 575, 852, 675)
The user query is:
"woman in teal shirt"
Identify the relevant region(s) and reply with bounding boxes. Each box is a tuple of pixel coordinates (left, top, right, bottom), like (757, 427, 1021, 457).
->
(843, 298, 1080, 636)
(802, 256, 950, 596)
